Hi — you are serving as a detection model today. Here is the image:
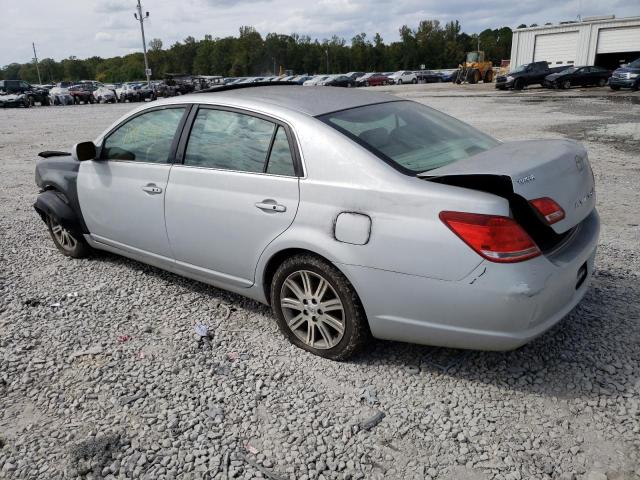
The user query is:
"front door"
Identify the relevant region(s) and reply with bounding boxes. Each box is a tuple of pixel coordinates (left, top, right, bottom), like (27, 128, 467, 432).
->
(165, 106, 301, 287)
(77, 106, 187, 259)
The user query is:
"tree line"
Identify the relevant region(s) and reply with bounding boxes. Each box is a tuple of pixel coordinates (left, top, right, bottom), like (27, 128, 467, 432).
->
(1, 20, 512, 84)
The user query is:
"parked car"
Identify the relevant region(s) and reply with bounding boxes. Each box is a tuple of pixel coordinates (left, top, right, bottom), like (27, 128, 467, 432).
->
(388, 71, 418, 85)
(48, 86, 74, 106)
(361, 73, 391, 87)
(543, 66, 612, 89)
(355, 73, 374, 87)
(495, 61, 566, 90)
(0, 79, 50, 105)
(344, 71, 365, 81)
(303, 76, 329, 86)
(609, 57, 640, 91)
(436, 70, 458, 82)
(118, 83, 155, 102)
(415, 70, 444, 83)
(94, 85, 118, 103)
(0, 91, 30, 107)
(323, 75, 356, 87)
(290, 75, 314, 85)
(69, 84, 96, 104)
(32, 86, 599, 360)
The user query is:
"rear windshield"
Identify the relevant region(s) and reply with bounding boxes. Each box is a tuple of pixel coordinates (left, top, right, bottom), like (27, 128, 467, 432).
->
(319, 101, 499, 174)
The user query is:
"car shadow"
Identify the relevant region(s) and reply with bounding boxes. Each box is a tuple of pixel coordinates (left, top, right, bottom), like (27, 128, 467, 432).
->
(353, 268, 638, 400)
(90, 252, 637, 400)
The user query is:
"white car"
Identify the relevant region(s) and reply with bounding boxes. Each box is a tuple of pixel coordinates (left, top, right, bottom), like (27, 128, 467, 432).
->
(388, 71, 418, 85)
(317, 75, 338, 86)
(34, 85, 599, 360)
(94, 86, 117, 103)
(48, 86, 74, 106)
(303, 76, 328, 86)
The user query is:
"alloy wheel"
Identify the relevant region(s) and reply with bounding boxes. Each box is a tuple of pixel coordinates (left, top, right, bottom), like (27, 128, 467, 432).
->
(280, 270, 345, 350)
(50, 218, 78, 251)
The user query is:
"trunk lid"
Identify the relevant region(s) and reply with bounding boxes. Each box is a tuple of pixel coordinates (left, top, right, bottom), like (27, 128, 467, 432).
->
(420, 140, 595, 234)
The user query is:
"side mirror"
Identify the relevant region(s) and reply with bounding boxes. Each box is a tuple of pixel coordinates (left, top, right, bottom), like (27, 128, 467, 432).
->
(71, 141, 96, 161)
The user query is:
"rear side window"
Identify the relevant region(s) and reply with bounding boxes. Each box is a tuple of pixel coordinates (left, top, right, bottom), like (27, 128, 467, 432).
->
(266, 127, 295, 176)
(185, 109, 274, 173)
(319, 101, 499, 174)
(185, 108, 297, 176)
(102, 107, 185, 163)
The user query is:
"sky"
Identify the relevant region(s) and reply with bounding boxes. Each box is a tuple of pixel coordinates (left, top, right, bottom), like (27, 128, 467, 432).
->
(1, 0, 638, 66)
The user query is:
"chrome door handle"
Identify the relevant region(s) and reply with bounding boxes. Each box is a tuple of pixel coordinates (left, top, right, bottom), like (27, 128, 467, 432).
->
(255, 201, 287, 213)
(142, 184, 162, 194)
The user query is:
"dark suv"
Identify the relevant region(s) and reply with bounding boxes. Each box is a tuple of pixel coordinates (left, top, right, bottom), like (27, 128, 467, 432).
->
(0, 80, 50, 106)
(609, 57, 640, 91)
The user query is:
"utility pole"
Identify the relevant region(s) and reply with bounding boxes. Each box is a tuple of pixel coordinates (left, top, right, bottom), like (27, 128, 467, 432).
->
(134, 0, 151, 86)
(32, 42, 42, 85)
(325, 49, 329, 73)
(273, 57, 276, 76)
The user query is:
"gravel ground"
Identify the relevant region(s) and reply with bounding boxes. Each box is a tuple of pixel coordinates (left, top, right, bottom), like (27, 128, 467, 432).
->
(1, 85, 639, 480)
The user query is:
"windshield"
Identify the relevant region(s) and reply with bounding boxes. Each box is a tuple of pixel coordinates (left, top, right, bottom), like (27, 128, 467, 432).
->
(511, 64, 529, 73)
(628, 58, 640, 68)
(560, 67, 578, 74)
(319, 101, 499, 174)
(466, 52, 480, 63)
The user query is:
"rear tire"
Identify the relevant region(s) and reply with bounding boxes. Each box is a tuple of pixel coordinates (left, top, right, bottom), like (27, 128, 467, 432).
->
(610, 85, 620, 91)
(484, 70, 494, 83)
(47, 214, 91, 258)
(270, 254, 369, 361)
(598, 78, 606, 87)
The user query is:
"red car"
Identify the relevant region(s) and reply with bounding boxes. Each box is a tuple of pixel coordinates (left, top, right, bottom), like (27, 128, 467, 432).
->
(358, 73, 391, 87)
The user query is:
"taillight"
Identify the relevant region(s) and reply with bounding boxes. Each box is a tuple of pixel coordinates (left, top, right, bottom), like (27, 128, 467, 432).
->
(439, 211, 541, 263)
(529, 197, 565, 224)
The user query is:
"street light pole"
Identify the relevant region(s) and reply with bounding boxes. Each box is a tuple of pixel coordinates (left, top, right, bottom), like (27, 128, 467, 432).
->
(134, 0, 151, 86)
(325, 49, 329, 73)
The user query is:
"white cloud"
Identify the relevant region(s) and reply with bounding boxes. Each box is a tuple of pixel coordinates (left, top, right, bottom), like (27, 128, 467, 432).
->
(2, 0, 639, 64)
(95, 32, 114, 42)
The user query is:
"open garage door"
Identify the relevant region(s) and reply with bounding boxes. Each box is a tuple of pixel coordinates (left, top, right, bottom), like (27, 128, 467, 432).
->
(595, 26, 640, 70)
(534, 32, 579, 66)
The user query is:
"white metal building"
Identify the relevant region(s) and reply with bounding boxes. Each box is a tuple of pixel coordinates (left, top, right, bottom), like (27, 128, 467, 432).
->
(510, 15, 640, 70)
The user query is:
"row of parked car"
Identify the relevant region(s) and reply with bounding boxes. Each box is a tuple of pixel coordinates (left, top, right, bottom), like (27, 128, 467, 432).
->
(223, 70, 456, 88)
(0, 77, 202, 108)
(496, 57, 640, 91)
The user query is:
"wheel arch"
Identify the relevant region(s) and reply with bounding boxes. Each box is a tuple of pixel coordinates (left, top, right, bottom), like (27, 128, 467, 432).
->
(260, 247, 359, 307)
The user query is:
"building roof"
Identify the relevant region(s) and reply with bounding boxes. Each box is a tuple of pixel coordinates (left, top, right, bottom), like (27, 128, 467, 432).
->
(514, 14, 640, 32)
(185, 85, 401, 117)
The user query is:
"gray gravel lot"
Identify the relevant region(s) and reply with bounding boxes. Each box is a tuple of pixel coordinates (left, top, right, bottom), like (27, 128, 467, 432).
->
(1, 85, 639, 480)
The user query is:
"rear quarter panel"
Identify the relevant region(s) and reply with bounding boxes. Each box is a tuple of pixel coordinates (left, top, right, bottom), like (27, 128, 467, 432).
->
(257, 118, 509, 283)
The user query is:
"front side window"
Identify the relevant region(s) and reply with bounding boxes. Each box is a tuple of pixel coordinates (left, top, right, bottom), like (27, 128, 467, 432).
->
(102, 107, 185, 163)
(185, 109, 275, 173)
(320, 100, 499, 174)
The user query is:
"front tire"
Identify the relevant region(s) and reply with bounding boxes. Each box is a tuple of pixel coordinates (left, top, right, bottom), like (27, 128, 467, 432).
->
(47, 215, 91, 258)
(562, 80, 571, 89)
(270, 254, 369, 360)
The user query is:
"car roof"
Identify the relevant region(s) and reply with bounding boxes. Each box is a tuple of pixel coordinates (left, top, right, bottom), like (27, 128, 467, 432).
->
(177, 85, 401, 117)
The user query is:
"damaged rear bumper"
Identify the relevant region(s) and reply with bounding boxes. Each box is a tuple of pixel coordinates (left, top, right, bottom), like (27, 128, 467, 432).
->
(337, 209, 600, 351)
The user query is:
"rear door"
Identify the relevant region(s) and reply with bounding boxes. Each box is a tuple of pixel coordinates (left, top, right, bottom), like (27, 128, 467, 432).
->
(165, 106, 301, 287)
(78, 105, 188, 258)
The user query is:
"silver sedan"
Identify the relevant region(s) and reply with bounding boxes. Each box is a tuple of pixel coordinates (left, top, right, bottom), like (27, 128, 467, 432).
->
(33, 86, 599, 360)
